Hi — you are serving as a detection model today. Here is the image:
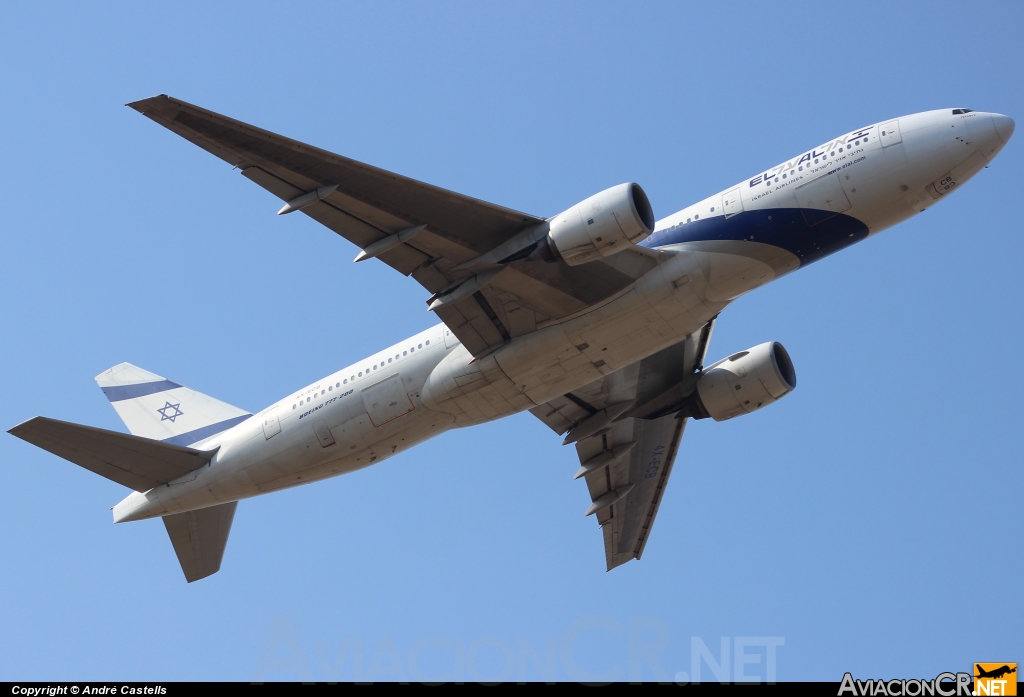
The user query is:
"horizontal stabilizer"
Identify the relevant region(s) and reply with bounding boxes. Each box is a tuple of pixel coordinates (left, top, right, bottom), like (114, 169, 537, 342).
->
(8, 416, 215, 492)
(163, 501, 237, 583)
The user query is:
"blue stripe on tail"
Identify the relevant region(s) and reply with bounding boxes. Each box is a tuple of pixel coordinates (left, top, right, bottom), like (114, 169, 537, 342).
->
(101, 380, 183, 402)
(162, 414, 252, 447)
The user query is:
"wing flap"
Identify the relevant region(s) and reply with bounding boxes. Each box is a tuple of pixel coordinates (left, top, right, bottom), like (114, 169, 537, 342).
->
(489, 267, 590, 319)
(592, 414, 686, 568)
(163, 501, 237, 583)
(433, 293, 510, 356)
(8, 417, 214, 492)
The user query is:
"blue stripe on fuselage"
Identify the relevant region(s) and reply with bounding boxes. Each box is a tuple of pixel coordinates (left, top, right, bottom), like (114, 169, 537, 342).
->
(642, 208, 869, 265)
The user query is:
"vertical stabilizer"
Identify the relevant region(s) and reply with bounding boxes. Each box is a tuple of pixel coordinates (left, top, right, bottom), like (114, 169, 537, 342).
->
(96, 363, 250, 446)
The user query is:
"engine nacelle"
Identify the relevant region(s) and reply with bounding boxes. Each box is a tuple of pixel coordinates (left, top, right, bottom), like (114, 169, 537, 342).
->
(682, 342, 797, 422)
(546, 183, 655, 266)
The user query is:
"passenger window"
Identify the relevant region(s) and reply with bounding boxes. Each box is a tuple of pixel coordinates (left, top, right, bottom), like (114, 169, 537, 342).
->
(328, 386, 332, 391)
(425, 340, 430, 345)
(418, 343, 422, 349)
(388, 358, 392, 363)
(694, 214, 699, 220)
(686, 218, 691, 223)
(292, 405, 296, 410)
(710, 207, 715, 212)
(344, 379, 348, 384)
(403, 351, 407, 356)
(358, 371, 362, 377)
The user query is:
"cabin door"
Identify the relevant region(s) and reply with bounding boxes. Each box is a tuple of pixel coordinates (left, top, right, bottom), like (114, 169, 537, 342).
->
(879, 120, 902, 147)
(722, 188, 743, 218)
(262, 407, 281, 439)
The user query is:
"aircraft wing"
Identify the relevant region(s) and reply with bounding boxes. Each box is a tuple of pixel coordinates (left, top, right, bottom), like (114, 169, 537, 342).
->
(530, 319, 715, 569)
(128, 95, 663, 355)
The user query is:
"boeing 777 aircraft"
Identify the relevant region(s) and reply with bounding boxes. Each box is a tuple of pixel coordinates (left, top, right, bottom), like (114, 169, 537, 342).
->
(9, 97, 1014, 581)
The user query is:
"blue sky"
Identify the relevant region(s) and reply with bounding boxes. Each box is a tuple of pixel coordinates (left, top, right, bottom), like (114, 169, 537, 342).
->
(1, 1, 1021, 682)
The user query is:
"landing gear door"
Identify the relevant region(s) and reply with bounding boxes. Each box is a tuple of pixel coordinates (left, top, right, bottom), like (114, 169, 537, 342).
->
(262, 407, 281, 439)
(879, 120, 902, 147)
(722, 188, 743, 218)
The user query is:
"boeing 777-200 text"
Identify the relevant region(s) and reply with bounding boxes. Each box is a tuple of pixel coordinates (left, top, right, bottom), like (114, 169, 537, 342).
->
(9, 98, 1014, 581)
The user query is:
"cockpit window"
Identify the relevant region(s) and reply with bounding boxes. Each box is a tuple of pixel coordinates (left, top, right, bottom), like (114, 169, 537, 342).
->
(952, 109, 975, 115)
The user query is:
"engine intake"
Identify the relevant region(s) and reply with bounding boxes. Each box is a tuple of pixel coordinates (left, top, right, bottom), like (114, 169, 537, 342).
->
(546, 183, 655, 266)
(680, 342, 796, 421)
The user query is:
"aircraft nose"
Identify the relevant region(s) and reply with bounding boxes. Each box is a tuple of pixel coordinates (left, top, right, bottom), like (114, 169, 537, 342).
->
(992, 113, 1015, 144)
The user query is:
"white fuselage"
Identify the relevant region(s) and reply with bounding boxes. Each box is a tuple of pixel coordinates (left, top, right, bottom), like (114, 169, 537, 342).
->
(114, 108, 1012, 523)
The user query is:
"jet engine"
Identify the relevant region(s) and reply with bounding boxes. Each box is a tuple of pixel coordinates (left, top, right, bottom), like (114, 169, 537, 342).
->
(679, 342, 797, 421)
(545, 183, 655, 266)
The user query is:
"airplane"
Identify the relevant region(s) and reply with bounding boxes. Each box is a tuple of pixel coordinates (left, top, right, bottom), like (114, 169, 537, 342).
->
(976, 665, 1016, 680)
(8, 97, 1014, 582)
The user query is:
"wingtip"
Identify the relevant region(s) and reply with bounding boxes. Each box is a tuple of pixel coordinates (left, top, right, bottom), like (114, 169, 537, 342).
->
(125, 94, 170, 112)
(7, 416, 42, 436)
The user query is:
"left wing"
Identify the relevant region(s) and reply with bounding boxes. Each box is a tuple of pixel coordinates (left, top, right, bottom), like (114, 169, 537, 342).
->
(128, 95, 664, 356)
(530, 319, 715, 569)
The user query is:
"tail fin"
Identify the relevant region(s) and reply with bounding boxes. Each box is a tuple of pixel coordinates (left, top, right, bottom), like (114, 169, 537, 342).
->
(95, 362, 250, 447)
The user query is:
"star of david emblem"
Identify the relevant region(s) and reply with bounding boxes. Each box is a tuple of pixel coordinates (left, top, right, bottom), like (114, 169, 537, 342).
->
(157, 401, 184, 423)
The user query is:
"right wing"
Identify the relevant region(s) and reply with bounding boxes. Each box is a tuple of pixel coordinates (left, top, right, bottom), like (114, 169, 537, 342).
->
(530, 319, 715, 570)
(128, 95, 666, 355)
